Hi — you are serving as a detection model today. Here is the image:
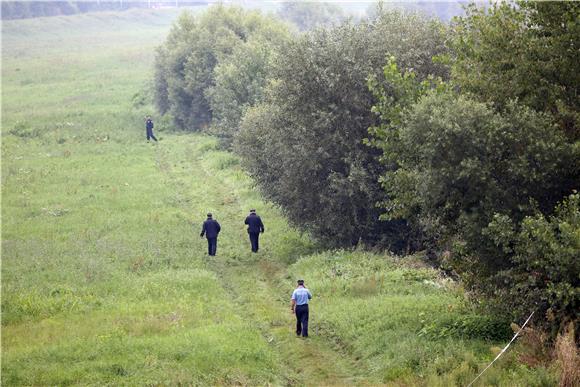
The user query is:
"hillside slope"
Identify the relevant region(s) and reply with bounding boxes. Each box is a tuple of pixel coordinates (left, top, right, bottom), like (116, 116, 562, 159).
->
(1, 8, 556, 386)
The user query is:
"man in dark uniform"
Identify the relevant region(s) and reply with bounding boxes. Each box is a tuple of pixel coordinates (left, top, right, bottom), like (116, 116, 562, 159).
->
(200, 213, 221, 256)
(244, 209, 264, 252)
(145, 115, 158, 142)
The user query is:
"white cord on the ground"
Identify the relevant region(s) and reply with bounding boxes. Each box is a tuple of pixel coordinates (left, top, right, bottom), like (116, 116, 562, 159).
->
(466, 311, 535, 387)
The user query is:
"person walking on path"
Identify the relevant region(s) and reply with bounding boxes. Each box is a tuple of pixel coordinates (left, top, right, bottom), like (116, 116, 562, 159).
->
(291, 279, 312, 338)
(200, 213, 221, 256)
(244, 209, 264, 253)
(145, 115, 158, 142)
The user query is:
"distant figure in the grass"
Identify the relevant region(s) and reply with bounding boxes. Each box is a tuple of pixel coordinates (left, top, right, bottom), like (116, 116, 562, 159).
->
(200, 213, 221, 256)
(244, 209, 264, 253)
(145, 115, 157, 142)
(291, 279, 312, 338)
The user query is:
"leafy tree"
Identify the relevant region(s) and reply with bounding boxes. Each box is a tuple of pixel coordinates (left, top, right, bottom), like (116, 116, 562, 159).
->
(369, 65, 578, 327)
(486, 193, 579, 333)
(449, 1, 580, 140)
(154, 6, 290, 132)
(205, 22, 291, 148)
(402, 91, 575, 265)
(368, 1, 580, 331)
(236, 11, 448, 248)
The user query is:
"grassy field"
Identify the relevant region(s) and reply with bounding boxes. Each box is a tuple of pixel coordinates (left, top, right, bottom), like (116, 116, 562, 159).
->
(2, 8, 557, 386)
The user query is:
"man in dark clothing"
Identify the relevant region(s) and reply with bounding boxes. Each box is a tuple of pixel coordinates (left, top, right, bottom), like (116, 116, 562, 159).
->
(244, 209, 264, 252)
(200, 213, 221, 256)
(145, 115, 158, 142)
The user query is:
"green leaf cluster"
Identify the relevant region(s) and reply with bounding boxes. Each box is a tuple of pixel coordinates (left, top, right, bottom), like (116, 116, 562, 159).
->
(448, 1, 580, 140)
(153, 6, 290, 138)
(235, 11, 448, 248)
(368, 1, 579, 331)
(487, 193, 579, 333)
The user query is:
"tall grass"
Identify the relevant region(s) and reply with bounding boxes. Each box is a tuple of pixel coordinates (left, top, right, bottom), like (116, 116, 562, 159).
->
(2, 7, 560, 386)
(2, 9, 284, 385)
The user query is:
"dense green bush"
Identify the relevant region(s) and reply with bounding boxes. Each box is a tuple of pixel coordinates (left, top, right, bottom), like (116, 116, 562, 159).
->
(448, 1, 580, 140)
(486, 193, 580, 333)
(236, 10, 448, 248)
(419, 313, 512, 341)
(154, 6, 290, 133)
(368, 1, 579, 331)
(370, 77, 578, 325)
(205, 26, 291, 148)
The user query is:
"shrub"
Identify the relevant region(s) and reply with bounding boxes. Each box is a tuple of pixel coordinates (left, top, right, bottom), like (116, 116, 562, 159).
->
(153, 6, 291, 133)
(236, 10, 448, 248)
(449, 1, 580, 140)
(418, 314, 512, 341)
(487, 193, 580, 333)
(10, 121, 42, 139)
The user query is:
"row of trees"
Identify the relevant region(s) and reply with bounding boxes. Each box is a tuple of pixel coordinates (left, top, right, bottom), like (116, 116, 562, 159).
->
(153, 2, 578, 332)
(1, 1, 214, 20)
(1, 1, 140, 19)
(154, 6, 291, 146)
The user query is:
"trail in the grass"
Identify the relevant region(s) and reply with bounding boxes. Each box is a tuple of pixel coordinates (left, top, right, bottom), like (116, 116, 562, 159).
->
(154, 135, 368, 386)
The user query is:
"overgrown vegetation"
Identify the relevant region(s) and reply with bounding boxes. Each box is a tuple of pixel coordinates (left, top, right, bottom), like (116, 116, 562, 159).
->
(2, 1, 577, 385)
(154, 5, 291, 141)
(151, 0, 578, 362)
(367, 1, 579, 334)
(235, 10, 448, 249)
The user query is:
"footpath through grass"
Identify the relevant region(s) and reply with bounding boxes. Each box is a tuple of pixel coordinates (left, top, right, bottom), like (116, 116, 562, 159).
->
(2, 8, 557, 386)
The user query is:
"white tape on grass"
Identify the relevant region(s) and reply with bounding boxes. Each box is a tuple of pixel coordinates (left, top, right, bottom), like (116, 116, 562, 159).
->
(466, 311, 535, 387)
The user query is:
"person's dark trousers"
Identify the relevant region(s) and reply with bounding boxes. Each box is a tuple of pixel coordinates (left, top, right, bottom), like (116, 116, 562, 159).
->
(295, 304, 309, 337)
(207, 237, 217, 256)
(147, 128, 158, 141)
(249, 232, 260, 252)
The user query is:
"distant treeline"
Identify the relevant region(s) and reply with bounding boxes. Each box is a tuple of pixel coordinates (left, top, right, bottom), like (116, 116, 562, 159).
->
(0, 1, 208, 20)
(153, 1, 579, 334)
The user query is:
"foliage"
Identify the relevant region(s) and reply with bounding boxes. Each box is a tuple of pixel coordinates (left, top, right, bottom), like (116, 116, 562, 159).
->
(236, 11, 448, 248)
(205, 24, 291, 148)
(449, 1, 580, 140)
(368, 0, 580, 332)
(418, 314, 511, 341)
(371, 84, 578, 317)
(286, 250, 552, 385)
(486, 193, 580, 333)
(153, 6, 289, 132)
(277, 1, 344, 31)
(2, 10, 564, 385)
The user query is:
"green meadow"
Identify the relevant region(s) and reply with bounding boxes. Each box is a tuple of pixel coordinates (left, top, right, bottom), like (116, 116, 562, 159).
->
(2, 8, 556, 386)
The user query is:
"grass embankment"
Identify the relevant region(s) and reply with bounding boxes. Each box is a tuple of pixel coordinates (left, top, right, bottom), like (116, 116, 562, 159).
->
(2, 8, 557, 386)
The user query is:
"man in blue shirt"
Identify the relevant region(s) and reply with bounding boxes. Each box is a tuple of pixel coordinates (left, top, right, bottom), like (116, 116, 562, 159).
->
(291, 279, 312, 338)
(200, 213, 221, 256)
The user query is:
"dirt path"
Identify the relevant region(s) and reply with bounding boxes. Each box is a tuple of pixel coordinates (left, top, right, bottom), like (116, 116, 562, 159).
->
(155, 135, 366, 386)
